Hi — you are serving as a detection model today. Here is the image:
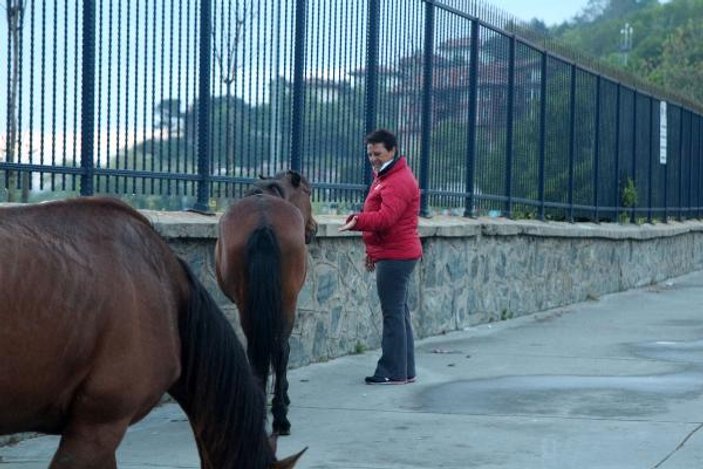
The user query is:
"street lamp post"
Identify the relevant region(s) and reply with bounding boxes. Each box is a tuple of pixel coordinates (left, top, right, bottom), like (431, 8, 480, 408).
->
(620, 22, 634, 66)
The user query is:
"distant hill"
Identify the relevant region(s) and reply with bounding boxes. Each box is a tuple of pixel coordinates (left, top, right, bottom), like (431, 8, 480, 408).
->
(548, 0, 703, 105)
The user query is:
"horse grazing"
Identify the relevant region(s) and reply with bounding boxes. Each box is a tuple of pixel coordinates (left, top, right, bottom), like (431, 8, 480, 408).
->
(216, 170, 318, 436)
(0, 197, 305, 469)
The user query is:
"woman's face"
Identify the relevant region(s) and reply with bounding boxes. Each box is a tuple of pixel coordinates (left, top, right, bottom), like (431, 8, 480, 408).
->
(366, 143, 396, 172)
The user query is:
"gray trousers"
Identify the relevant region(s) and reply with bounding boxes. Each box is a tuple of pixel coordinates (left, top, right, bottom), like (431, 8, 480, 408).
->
(373, 259, 418, 380)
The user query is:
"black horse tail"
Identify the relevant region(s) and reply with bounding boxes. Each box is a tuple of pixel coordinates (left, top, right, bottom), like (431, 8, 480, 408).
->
(246, 225, 284, 394)
(169, 258, 274, 469)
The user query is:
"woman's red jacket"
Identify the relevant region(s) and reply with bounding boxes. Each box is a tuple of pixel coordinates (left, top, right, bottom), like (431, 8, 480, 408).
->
(350, 156, 423, 262)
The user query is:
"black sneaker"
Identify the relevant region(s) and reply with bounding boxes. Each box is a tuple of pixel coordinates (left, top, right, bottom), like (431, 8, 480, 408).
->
(365, 376, 407, 385)
(407, 376, 417, 383)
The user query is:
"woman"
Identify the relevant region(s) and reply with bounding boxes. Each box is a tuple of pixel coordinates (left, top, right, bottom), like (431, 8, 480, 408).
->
(339, 128, 422, 385)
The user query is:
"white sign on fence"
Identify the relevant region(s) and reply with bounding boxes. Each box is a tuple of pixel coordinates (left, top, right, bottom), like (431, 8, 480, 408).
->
(660, 101, 668, 164)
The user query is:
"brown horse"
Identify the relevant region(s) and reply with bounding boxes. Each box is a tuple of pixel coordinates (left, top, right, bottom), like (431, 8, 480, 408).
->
(0, 197, 305, 469)
(215, 170, 318, 436)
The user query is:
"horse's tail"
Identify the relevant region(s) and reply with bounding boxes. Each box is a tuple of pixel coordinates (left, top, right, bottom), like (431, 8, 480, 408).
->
(169, 258, 274, 469)
(246, 225, 284, 393)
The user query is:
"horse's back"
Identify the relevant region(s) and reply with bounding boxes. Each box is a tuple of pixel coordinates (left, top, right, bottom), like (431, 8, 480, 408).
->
(217, 195, 307, 306)
(0, 198, 184, 435)
(220, 195, 306, 243)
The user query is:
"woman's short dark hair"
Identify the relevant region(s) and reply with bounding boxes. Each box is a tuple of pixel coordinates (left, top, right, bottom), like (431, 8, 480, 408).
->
(365, 128, 397, 152)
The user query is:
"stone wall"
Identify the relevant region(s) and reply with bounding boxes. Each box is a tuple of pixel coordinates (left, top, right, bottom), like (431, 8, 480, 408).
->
(148, 211, 703, 368)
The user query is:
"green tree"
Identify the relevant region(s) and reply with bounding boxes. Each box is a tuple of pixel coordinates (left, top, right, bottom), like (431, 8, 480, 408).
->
(550, 0, 703, 106)
(639, 19, 703, 103)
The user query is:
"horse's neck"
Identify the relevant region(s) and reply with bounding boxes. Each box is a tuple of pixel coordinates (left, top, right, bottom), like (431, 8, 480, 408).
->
(170, 264, 275, 468)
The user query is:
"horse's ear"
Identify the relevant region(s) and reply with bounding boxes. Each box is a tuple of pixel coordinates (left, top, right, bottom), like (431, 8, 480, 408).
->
(258, 174, 268, 180)
(288, 170, 301, 187)
(272, 447, 308, 469)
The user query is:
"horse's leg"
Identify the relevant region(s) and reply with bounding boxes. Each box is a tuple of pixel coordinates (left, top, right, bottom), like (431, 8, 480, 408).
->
(271, 339, 291, 435)
(49, 417, 130, 469)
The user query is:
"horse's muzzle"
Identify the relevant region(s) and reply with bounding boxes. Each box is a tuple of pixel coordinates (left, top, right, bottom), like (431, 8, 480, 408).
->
(305, 222, 318, 244)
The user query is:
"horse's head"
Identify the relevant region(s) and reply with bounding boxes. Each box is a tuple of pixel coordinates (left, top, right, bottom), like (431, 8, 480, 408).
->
(255, 170, 318, 244)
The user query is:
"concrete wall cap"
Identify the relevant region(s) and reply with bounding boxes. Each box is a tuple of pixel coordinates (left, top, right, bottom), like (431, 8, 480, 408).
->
(139, 210, 703, 242)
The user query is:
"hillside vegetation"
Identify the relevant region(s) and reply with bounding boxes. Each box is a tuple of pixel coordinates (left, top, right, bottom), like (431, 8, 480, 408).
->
(516, 0, 703, 105)
(545, 0, 703, 105)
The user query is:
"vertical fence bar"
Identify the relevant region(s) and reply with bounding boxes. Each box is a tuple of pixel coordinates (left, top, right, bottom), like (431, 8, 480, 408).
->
(696, 114, 700, 218)
(630, 91, 637, 223)
(538, 52, 547, 221)
(464, 18, 479, 217)
(290, 0, 307, 172)
(419, 0, 434, 217)
(567, 64, 576, 222)
(194, 0, 212, 212)
(700, 114, 703, 218)
(593, 76, 601, 222)
(665, 110, 670, 221)
(678, 108, 684, 221)
(80, 0, 96, 196)
(665, 105, 671, 221)
(364, 0, 380, 188)
(504, 35, 515, 218)
(614, 84, 621, 222)
(648, 97, 654, 223)
(688, 113, 694, 219)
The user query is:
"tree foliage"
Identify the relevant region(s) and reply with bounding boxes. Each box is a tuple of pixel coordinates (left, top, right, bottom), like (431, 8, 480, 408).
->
(639, 18, 703, 103)
(550, 0, 703, 106)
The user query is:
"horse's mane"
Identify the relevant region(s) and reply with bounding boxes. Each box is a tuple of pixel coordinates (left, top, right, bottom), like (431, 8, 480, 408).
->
(244, 170, 311, 199)
(169, 259, 275, 468)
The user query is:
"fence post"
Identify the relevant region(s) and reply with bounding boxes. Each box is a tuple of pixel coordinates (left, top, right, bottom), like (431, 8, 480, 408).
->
(80, 0, 96, 196)
(418, 0, 434, 217)
(678, 108, 684, 221)
(538, 52, 547, 221)
(290, 0, 307, 173)
(662, 101, 668, 222)
(700, 115, 703, 219)
(364, 0, 380, 189)
(614, 84, 621, 223)
(630, 91, 637, 223)
(593, 76, 601, 222)
(504, 35, 515, 219)
(194, 0, 212, 212)
(567, 65, 576, 222)
(689, 113, 694, 219)
(648, 98, 654, 223)
(463, 18, 479, 218)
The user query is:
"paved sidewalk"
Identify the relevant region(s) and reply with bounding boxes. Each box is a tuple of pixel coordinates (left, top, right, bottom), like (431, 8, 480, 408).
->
(2, 271, 703, 468)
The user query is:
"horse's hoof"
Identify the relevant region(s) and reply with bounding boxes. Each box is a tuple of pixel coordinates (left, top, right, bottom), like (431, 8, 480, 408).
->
(273, 426, 291, 436)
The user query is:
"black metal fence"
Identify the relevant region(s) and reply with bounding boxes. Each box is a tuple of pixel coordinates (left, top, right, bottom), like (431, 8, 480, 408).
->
(2, 0, 702, 220)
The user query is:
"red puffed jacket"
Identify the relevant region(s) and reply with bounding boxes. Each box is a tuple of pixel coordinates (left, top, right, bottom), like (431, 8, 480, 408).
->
(350, 156, 423, 262)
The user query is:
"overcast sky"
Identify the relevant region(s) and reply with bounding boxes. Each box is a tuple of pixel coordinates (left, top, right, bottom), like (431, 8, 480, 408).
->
(487, 0, 591, 25)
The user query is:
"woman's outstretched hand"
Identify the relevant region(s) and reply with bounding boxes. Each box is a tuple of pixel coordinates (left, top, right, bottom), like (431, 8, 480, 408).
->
(365, 255, 375, 272)
(338, 216, 358, 232)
